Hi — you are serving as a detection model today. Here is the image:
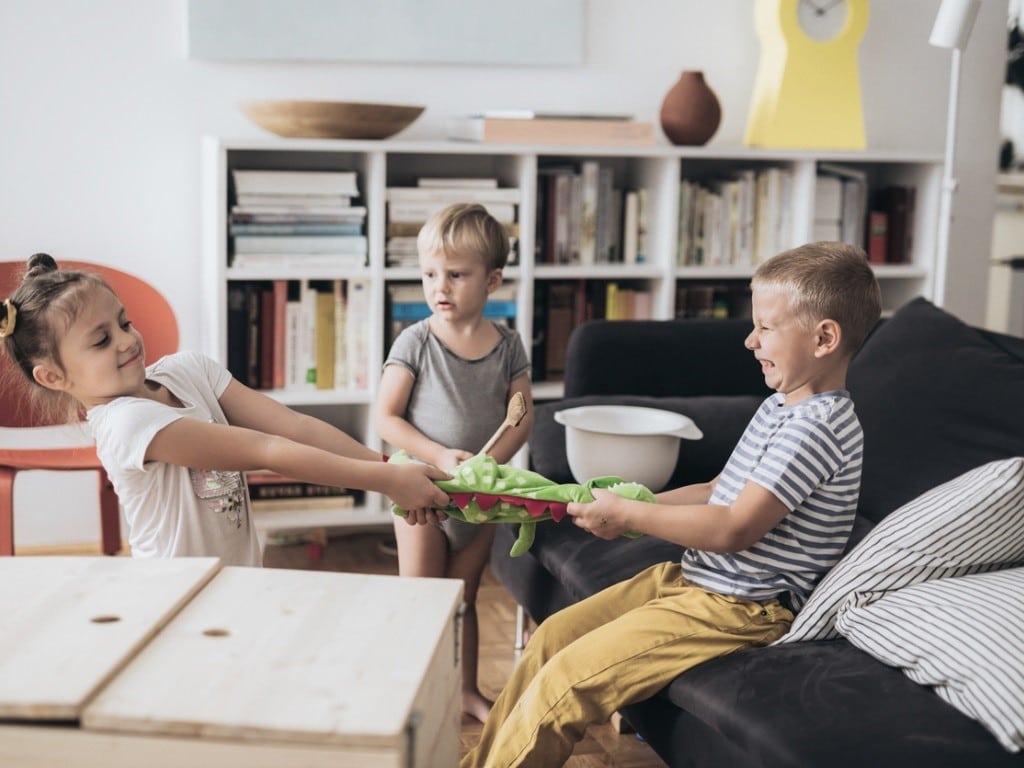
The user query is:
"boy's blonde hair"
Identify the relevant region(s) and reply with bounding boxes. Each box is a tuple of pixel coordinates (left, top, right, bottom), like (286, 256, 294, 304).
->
(417, 203, 509, 272)
(752, 242, 881, 356)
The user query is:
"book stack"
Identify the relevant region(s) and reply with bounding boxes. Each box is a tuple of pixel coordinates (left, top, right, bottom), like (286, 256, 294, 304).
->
(449, 111, 655, 147)
(229, 170, 368, 270)
(818, 163, 867, 249)
(535, 161, 630, 266)
(675, 282, 752, 320)
(246, 471, 360, 513)
(385, 177, 520, 267)
(676, 167, 794, 267)
(227, 277, 370, 392)
(385, 281, 518, 351)
(530, 279, 652, 381)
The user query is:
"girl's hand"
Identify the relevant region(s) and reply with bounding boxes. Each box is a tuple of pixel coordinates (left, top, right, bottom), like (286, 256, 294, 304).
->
(402, 507, 448, 526)
(436, 448, 473, 472)
(386, 461, 451, 511)
(566, 489, 629, 540)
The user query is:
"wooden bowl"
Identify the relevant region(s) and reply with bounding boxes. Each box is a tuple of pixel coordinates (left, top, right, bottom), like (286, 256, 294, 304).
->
(239, 100, 425, 140)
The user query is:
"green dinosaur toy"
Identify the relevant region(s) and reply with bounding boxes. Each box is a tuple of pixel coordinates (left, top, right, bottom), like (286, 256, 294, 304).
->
(387, 451, 656, 557)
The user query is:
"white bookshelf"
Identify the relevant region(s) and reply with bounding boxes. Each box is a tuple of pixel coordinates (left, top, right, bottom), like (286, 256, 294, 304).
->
(201, 136, 943, 528)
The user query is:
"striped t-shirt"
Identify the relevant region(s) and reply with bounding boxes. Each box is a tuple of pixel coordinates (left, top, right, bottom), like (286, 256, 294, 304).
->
(680, 390, 863, 611)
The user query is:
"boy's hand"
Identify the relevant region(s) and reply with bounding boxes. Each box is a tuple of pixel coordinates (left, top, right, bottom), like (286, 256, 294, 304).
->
(386, 462, 451, 512)
(566, 489, 629, 540)
(436, 447, 473, 471)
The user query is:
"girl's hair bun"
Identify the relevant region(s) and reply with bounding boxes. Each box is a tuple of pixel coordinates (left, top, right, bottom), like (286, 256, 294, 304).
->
(25, 253, 58, 280)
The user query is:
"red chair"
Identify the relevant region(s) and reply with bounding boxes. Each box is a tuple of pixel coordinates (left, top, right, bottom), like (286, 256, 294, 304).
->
(0, 260, 179, 555)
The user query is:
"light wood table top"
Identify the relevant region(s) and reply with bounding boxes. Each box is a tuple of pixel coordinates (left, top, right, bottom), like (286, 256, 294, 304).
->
(0, 558, 464, 767)
(0, 557, 219, 719)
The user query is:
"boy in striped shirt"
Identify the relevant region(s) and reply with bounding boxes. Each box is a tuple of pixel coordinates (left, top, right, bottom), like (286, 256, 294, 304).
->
(462, 242, 881, 768)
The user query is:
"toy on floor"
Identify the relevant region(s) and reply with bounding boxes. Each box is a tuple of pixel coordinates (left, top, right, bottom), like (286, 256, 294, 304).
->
(387, 451, 656, 557)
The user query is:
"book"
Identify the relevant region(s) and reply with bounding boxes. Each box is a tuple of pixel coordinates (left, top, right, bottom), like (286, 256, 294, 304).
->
(284, 282, 302, 389)
(246, 471, 350, 499)
(226, 282, 250, 383)
(579, 161, 600, 265)
(231, 169, 359, 197)
(474, 110, 635, 121)
(389, 300, 517, 320)
(230, 205, 367, 219)
(332, 281, 349, 391)
(314, 284, 336, 390)
(448, 116, 656, 146)
(233, 235, 368, 255)
(228, 223, 363, 236)
(636, 189, 649, 263)
(250, 494, 357, 512)
(345, 279, 371, 390)
(235, 194, 354, 207)
(271, 280, 287, 390)
(231, 253, 368, 270)
(867, 211, 888, 264)
(877, 185, 914, 263)
(388, 200, 516, 224)
(623, 191, 639, 265)
(417, 177, 499, 188)
(299, 282, 318, 387)
(259, 287, 275, 389)
(385, 186, 520, 204)
(544, 282, 577, 378)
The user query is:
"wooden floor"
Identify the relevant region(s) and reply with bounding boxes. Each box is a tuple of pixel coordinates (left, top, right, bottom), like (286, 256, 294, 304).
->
(263, 528, 668, 768)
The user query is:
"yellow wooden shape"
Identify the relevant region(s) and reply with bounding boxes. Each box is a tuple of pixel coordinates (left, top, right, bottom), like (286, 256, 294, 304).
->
(745, 0, 869, 149)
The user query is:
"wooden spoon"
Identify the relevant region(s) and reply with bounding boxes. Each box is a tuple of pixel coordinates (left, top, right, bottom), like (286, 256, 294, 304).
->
(480, 392, 528, 456)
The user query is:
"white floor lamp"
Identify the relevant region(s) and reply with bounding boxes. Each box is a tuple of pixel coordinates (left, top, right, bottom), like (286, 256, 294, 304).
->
(929, 0, 981, 306)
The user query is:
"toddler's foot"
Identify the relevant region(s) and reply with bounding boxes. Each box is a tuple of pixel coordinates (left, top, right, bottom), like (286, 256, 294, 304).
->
(462, 690, 493, 724)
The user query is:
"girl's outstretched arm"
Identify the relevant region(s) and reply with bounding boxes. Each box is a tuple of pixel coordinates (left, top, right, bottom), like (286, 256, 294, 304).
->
(217, 378, 381, 461)
(145, 414, 450, 512)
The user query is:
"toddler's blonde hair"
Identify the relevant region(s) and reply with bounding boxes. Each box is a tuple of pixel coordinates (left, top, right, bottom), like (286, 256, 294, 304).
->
(417, 203, 509, 271)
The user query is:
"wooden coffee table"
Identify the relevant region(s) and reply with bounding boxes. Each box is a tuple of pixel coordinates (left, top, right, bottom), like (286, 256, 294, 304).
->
(0, 557, 463, 767)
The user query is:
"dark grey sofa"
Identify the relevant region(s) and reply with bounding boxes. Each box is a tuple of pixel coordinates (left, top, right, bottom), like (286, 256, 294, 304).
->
(491, 298, 1024, 767)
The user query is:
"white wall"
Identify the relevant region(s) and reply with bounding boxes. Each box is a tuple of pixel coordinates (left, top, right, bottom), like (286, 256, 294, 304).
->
(0, 0, 1007, 546)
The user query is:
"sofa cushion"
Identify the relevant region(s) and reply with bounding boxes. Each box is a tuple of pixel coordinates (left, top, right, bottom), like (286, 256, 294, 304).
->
(836, 568, 1024, 753)
(780, 457, 1024, 643)
(664, 639, 1024, 768)
(848, 297, 1024, 525)
(530, 394, 763, 488)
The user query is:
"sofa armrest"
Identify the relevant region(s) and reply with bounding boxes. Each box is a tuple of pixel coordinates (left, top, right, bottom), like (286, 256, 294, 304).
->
(563, 318, 769, 399)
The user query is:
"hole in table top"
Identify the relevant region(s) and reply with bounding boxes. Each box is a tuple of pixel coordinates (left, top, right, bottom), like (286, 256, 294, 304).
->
(90, 615, 121, 624)
(203, 628, 230, 637)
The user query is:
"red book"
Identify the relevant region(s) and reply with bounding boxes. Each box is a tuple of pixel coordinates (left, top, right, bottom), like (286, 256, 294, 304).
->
(867, 211, 888, 265)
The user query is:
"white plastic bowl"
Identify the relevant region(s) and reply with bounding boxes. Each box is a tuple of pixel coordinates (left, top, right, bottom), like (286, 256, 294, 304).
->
(553, 405, 703, 492)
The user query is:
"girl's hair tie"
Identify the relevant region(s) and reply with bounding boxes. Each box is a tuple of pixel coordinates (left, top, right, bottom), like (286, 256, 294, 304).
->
(0, 299, 17, 338)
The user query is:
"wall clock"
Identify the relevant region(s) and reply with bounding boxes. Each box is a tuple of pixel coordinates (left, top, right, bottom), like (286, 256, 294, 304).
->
(745, 0, 869, 149)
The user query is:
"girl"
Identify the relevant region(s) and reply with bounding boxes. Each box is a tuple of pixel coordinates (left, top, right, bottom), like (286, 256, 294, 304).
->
(375, 203, 534, 722)
(0, 253, 449, 566)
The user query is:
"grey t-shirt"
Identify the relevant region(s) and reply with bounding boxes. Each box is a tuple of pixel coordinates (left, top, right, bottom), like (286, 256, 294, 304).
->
(383, 319, 531, 454)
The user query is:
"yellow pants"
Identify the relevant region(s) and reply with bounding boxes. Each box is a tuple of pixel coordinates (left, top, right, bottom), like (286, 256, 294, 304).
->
(462, 562, 793, 768)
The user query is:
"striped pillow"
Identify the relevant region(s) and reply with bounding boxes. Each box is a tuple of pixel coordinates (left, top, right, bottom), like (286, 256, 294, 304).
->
(835, 568, 1024, 753)
(778, 457, 1024, 643)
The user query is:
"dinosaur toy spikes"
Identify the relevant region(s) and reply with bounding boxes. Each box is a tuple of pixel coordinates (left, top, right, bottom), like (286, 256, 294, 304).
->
(388, 451, 656, 557)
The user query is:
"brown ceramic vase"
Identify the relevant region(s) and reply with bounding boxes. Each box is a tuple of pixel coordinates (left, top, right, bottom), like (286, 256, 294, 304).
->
(659, 70, 722, 146)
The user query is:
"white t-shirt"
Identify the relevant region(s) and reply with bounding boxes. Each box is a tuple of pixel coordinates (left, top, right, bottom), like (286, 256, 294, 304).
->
(87, 351, 262, 567)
